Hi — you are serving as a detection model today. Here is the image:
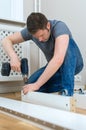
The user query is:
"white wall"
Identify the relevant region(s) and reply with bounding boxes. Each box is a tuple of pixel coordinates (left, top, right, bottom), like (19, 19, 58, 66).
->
(0, 0, 11, 19)
(23, 0, 35, 21)
(40, 0, 86, 85)
(0, 0, 23, 21)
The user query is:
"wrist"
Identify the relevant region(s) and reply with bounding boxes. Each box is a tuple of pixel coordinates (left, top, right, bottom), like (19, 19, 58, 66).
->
(35, 81, 41, 90)
(10, 52, 18, 60)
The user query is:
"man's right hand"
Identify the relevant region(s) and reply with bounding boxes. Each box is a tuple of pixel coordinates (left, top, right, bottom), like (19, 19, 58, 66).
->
(10, 56, 21, 72)
(2, 31, 25, 72)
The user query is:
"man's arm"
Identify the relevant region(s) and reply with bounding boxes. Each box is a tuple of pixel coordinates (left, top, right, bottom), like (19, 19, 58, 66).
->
(23, 34, 69, 94)
(2, 32, 25, 71)
(36, 34, 69, 86)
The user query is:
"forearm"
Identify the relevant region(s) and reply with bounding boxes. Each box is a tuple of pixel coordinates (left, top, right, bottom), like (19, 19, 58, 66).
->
(36, 57, 63, 88)
(2, 37, 18, 59)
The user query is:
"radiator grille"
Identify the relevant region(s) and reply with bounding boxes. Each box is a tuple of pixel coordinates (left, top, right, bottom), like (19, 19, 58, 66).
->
(0, 23, 29, 81)
(0, 29, 23, 77)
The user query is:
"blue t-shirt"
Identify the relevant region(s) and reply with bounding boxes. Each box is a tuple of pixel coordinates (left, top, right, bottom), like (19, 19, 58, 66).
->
(21, 20, 72, 62)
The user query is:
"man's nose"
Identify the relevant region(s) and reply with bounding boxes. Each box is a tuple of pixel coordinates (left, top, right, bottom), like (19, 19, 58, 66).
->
(39, 37, 43, 42)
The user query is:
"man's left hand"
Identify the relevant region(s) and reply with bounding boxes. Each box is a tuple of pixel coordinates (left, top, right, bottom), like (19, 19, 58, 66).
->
(23, 83, 39, 94)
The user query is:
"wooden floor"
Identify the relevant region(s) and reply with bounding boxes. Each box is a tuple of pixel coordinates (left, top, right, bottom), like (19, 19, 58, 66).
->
(0, 112, 41, 130)
(0, 92, 21, 100)
(76, 107, 86, 115)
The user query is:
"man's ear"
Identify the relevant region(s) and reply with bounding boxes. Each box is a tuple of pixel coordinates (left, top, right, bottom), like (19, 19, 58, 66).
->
(47, 22, 50, 30)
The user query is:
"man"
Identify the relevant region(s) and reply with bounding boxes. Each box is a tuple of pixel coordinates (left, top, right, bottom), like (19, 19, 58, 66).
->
(2, 12, 83, 96)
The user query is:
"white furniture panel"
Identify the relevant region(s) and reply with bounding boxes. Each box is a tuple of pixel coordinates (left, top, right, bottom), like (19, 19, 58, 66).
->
(0, 97, 86, 130)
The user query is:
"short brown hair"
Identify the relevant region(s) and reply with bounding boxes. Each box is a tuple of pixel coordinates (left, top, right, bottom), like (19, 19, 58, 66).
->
(27, 12, 48, 34)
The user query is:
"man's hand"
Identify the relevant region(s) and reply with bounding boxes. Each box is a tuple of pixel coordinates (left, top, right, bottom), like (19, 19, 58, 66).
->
(23, 83, 39, 94)
(10, 56, 21, 72)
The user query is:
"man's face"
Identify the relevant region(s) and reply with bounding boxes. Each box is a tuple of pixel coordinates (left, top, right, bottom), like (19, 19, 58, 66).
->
(33, 22, 51, 42)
